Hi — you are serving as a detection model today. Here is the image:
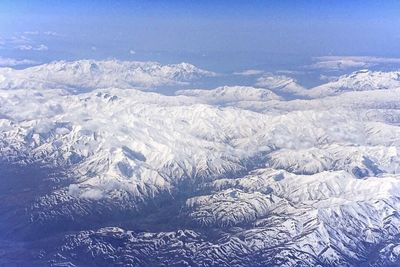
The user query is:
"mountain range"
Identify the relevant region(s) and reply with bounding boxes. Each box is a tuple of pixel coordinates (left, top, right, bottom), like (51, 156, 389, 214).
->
(1, 60, 400, 266)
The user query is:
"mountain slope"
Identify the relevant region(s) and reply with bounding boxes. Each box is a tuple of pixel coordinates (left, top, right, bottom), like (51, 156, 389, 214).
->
(2, 87, 399, 202)
(0, 60, 216, 92)
(175, 86, 281, 106)
(255, 74, 307, 98)
(1, 64, 400, 266)
(307, 70, 400, 98)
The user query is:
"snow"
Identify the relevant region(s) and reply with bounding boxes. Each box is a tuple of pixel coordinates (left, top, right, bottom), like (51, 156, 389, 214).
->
(1, 60, 400, 265)
(255, 74, 306, 97)
(175, 85, 281, 105)
(2, 86, 399, 201)
(0, 59, 216, 92)
(306, 70, 400, 98)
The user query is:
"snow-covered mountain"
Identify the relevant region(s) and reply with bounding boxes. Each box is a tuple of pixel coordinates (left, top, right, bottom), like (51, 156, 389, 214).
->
(254, 70, 400, 99)
(2, 87, 399, 201)
(1, 62, 400, 266)
(175, 85, 281, 106)
(306, 69, 400, 98)
(255, 74, 307, 98)
(0, 59, 216, 92)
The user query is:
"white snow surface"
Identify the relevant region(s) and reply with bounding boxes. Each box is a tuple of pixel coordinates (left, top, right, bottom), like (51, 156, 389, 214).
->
(255, 74, 306, 96)
(306, 69, 400, 98)
(0, 59, 216, 92)
(1, 60, 400, 266)
(1, 64, 400, 201)
(175, 85, 281, 105)
(254, 70, 400, 99)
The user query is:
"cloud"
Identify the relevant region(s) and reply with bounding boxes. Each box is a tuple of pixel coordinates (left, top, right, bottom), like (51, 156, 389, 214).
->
(233, 69, 264, 76)
(0, 35, 32, 50)
(23, 31, 40, 35)
(24, 31, 62, 37)
(17, 44, 48, 51)
(276, 70, 305, 75)
(0, 32, 57, 51)
(308, 56, 400, 71)
(256, 74, 296, 88)
(9, 35, 31, 45)
(17, 44, 34, 50)
(43, 31, 62, 36)
(129, 50, 136, 55)
(0, 57, 39, 67)
(36, 44, 48, 51)
(319, 74, 339, 82)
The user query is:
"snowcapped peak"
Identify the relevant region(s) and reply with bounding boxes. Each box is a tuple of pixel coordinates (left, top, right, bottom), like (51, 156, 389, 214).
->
(176, 85, 281, 106)
(256, 74, 306, 98)
(257, 75, 296, 88)
(307, 69, 400, 98)
(0, 59, 216, 92)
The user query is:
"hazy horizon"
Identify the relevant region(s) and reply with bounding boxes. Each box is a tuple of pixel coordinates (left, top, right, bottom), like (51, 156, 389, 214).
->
(1, 0, 400, 73)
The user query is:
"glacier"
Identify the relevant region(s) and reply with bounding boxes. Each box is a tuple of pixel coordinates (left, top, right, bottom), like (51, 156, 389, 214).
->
(1, 60, 400, 266)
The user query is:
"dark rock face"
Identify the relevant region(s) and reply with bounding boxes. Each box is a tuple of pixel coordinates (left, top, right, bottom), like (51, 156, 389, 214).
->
(0, 162, 61, 266)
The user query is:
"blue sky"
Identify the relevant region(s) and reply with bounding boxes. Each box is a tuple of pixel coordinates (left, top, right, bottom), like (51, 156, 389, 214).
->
(1, 0, 400, 72)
